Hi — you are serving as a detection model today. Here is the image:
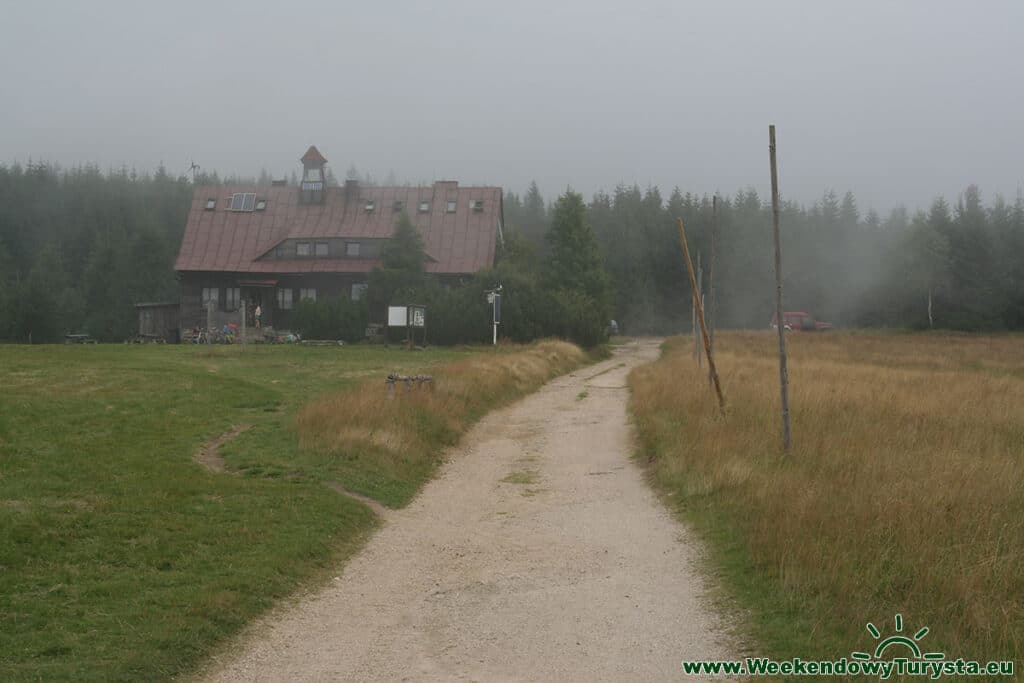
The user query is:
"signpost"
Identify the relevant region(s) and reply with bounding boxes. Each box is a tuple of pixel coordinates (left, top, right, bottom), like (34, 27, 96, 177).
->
(387, 304, 427, 349)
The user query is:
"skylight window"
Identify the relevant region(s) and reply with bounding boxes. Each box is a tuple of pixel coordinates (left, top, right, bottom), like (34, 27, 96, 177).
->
(230, 193, 257, 212)
(470, 199, 484, 212)
(255, 199, 267, 211)
(446, 200, 457, 213)
(393, 200, 404, 212)
(205, 198, 216, 210)
(418, 201, 430, 213)
(365, 200, 376, 212)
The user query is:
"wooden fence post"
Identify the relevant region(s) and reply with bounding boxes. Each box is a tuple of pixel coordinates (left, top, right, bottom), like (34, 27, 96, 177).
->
(769, 124, 792, 453)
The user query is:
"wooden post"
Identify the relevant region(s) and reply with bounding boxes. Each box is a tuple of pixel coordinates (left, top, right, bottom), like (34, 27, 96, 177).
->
(696, 252, 703, 368)
(206, 301, 214, 344)
(691, 277, 696, 359)
(769, 124, 792, 453)
(677, 219, 725, 413)
(709, 195, 718, 388)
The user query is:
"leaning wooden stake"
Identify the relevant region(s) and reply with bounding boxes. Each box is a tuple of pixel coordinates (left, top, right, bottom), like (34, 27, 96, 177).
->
(769, 124, 792, 453)
(696, 252, 703, 368)
(677, 218, 725, 413)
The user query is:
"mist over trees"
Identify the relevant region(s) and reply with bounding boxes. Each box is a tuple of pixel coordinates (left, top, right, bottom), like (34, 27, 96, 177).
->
(506, 182, 1024, 334)
(1, 157, 1023, 343)
(0, 162, 190, 342)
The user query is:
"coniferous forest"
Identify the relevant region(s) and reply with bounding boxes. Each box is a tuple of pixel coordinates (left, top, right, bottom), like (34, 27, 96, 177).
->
(2, 160, 1023, 343)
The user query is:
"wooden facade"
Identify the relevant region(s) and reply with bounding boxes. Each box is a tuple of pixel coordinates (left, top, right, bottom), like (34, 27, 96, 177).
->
(135, 302, 181, 343)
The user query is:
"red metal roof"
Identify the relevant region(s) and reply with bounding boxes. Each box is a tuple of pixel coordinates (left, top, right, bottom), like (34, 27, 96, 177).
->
(300, 145, 327, 164)
(175, 183, 502, 275)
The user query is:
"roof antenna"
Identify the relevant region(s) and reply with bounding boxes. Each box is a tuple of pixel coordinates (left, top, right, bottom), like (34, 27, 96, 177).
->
(188, 160, 201, 183)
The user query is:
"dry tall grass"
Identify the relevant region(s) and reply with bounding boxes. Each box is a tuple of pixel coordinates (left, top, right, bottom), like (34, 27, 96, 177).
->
(296, 341, 586, 505)
(630, 332, 1024, 666)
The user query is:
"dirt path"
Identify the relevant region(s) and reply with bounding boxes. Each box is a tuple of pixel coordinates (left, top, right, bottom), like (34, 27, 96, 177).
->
(195, 424, 253, 473)
(200, 340, 739, 682)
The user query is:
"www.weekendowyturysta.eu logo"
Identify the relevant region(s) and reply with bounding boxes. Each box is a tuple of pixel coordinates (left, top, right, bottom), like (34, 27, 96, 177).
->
(680, 613, 1015, 679)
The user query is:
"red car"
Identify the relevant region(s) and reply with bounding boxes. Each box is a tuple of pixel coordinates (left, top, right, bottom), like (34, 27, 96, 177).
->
(770, 311, 833, 331)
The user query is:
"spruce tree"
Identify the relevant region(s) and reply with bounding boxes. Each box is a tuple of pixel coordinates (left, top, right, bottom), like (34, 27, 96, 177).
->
(543, 191, 612, 345)
(368, 211, 426, 317)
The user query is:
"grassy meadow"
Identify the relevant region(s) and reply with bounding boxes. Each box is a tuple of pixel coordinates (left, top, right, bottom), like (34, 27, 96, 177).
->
(0, 341, 586, 682)
(629, 331, 1024, 677)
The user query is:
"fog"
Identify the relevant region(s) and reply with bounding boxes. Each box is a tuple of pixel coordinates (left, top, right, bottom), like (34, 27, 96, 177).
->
(2, 0, 1022, 212)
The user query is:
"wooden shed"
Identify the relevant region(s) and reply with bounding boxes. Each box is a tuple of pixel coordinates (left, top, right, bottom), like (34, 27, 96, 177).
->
(135, 302, 181, 343)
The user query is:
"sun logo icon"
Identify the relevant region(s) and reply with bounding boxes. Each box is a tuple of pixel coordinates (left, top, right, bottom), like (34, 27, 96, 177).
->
(852, 614, 945, 661)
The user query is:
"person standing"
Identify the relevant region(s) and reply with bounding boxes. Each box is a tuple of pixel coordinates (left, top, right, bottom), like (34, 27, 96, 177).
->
(255, 304, 262, 329)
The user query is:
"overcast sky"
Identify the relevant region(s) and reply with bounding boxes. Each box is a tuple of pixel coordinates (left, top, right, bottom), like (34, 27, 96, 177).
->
(2, 0, 1021, 214)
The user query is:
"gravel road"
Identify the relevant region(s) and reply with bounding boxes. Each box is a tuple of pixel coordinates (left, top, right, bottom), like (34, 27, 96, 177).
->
(200, 339, 739, 682)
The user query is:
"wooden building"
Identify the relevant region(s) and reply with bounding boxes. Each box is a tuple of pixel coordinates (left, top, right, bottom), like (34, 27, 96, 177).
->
(174, 146, 504, 334)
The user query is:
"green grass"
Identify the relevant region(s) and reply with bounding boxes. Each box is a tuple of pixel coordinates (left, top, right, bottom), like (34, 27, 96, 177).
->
(0, 343, 478, 682)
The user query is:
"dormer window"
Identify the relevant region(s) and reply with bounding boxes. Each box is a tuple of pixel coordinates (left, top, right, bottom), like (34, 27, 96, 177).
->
(345, 241, 360, 257)
(418, 201, 430, 213)
(315, 241, 329, 257)
(205, 198, 216, 210)
(446, 200, 457, 213)
(296, 242, 311, 257)
(364, 200, 376, 212)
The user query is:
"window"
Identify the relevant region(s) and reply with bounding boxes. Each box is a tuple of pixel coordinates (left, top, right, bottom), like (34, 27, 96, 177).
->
(304, 168, 322, 182)
(345, 241, 360, 257)
(364, 200, 376, 212)
(470, 199, 484, 212)
(230, 193, 256, 212)
(299, 288, 317, 303)
(277, 288, 293, 310)
(255, 199, 267, 211)
(274, 244, 286, 258)
(296, 242, 311, 257)
(205, 198, 216, 210)
(315, 241, 329, 257)
(393, 200, 404, 212)
(446, 199, 457, 213)
(201, 287, 219, 310)
(418, 200, 430, 213)
(351, 283, 368, 301)
(225, 287, 240, 311)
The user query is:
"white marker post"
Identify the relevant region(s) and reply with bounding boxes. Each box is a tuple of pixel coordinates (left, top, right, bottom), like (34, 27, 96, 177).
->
(486, 286, 502, 346)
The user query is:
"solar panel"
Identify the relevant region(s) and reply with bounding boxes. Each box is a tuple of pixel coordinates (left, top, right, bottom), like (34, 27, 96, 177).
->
(229, 193, 257, 212)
